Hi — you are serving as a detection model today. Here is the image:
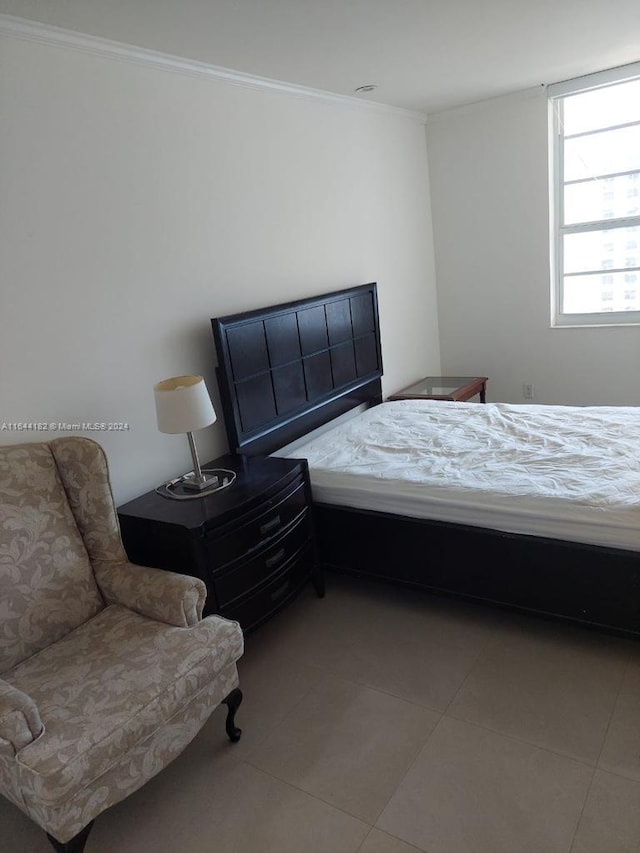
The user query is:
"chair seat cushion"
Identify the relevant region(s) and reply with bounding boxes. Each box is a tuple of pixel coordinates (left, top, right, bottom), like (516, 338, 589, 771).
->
(4, 605, 243, 796)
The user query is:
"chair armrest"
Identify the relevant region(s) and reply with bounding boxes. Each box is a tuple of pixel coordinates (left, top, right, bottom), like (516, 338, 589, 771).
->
(0, 680, 43, 753)
(93, 559, 207, 627)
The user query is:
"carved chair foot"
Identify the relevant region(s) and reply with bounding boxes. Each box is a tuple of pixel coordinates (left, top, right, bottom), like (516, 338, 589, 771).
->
(46, 821, 94, 853)
(222, 687, 243, 742)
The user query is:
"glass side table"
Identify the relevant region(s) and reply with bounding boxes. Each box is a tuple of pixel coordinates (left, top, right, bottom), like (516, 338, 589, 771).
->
(388, 376, 488, 403)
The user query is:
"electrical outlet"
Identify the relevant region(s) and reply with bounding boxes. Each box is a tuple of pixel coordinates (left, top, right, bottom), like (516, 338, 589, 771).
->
(523, 383, 535, 400)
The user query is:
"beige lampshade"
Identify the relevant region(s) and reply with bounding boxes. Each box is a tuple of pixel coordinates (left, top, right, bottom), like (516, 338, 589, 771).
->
(154, 375, 216, 434)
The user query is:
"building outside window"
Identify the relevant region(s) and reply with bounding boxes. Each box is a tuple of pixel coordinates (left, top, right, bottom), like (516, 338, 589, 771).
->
(549, 66, 640, 325)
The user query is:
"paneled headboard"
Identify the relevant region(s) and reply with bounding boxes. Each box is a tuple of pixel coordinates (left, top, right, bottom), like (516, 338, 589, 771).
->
(211, 283, 383, 455)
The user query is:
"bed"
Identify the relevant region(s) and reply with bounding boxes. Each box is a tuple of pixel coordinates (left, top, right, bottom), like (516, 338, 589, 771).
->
(211, 283, 640, 638)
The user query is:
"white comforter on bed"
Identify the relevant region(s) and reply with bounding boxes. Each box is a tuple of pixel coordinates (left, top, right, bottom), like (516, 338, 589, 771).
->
(277, 399, 640, 551)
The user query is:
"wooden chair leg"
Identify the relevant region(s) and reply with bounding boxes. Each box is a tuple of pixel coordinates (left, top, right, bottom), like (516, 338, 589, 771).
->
(46, 821, 94, 853)
(222, 687, 243, 742)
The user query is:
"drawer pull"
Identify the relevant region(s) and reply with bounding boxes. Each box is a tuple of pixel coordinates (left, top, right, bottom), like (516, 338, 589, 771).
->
(270, 581, 290, 602)
(260, 515, 281, 536)
(265, 548, 286, 570)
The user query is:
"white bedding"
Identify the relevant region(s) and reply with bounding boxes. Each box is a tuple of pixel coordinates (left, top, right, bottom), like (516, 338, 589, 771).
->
(275, 399, 640, 551)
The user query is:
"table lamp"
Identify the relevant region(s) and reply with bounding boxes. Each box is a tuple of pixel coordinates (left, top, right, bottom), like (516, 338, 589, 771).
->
(154, 375, 221, 492)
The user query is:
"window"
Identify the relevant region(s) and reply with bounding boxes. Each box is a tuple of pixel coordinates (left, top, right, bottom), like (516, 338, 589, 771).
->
(549, 64, 640, 325)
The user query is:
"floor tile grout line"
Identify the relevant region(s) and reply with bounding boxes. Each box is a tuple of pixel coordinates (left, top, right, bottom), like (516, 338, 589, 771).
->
(369, 708, 599, 853)
(239, 657, 452, 831)
(263, 613, 509, 716)
(242, 708, 444, 831)
(233, 678, 325, 763)
(239, 755, 377, 830)
(567, 763, 598, 853)
(355, 826, 430, 853)
(242, 584, 631, 740)
(304, 664, 449, 716)
(354, 827, 375, 853)
(243, 598, 630, 766)
(436, 618, 635, 761)
(440, 711, 602, 772)
(566, 642, 637, 851)
(239, 585, 637, 853)
(367, 710, 446, 828)
(440, 620, 505, 716)
(569, 643, 632, 852)
(241, 693, 445, 831)
(593, 642, 632, 768)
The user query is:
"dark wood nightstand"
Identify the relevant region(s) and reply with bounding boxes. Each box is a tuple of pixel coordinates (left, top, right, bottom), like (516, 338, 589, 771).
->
(118, 454, 323, 633)
(388, 376, 488, 403)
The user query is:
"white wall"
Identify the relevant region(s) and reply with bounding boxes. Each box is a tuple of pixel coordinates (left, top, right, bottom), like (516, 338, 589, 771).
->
(427, 88, 640, 406)
(0, 29, 440, 503)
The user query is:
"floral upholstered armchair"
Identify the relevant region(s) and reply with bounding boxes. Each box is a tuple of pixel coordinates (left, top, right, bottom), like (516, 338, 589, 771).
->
(0, 437, 244, 853)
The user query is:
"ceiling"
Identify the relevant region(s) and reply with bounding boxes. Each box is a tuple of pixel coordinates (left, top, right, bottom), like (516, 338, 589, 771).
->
(2, 0, 640, 114)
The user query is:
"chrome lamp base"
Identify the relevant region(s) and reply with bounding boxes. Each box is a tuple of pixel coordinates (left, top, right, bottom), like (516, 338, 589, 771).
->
(156, 468, 236, 500)
(181, 471, 220, 491)
(155, 431, 237, 500)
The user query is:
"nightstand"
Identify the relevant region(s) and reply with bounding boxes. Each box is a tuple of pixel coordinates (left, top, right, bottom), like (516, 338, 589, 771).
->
(388, 376, 488, 403)
(118, 453, 323, 633)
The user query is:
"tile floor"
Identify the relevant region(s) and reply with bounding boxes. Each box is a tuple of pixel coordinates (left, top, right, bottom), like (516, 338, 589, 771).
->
(4, 572, 640, 853)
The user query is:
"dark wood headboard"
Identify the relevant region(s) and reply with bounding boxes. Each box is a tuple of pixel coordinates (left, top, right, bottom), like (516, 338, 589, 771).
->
(211, 283, 383, 455)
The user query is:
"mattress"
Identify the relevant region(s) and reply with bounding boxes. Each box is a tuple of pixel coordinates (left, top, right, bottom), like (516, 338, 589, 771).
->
(274, 399, 640, 551)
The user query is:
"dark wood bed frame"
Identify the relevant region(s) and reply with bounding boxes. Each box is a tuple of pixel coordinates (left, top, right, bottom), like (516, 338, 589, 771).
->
(212, 283, 640, 639)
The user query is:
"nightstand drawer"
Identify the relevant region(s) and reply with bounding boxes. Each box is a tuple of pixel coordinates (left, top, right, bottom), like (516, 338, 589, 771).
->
(118, 453, 322, 634)
(206, 477, 307, 569)
(221, 543, 315, 630)
(215, 511, 312, 606)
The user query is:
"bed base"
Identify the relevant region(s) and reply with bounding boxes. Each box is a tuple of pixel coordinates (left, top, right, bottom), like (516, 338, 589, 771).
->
(314, 503, 640, 639)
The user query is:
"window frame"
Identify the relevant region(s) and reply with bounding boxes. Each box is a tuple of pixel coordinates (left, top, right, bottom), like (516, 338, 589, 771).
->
(549, 62, 640, 327)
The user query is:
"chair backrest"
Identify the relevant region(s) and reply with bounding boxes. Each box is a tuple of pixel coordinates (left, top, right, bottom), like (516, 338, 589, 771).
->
(49, 437, 129, 567)
(0, 440, 105, 672)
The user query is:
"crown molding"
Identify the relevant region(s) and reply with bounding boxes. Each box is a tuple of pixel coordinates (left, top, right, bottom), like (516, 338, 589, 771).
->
(0, 14, 426, 124)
